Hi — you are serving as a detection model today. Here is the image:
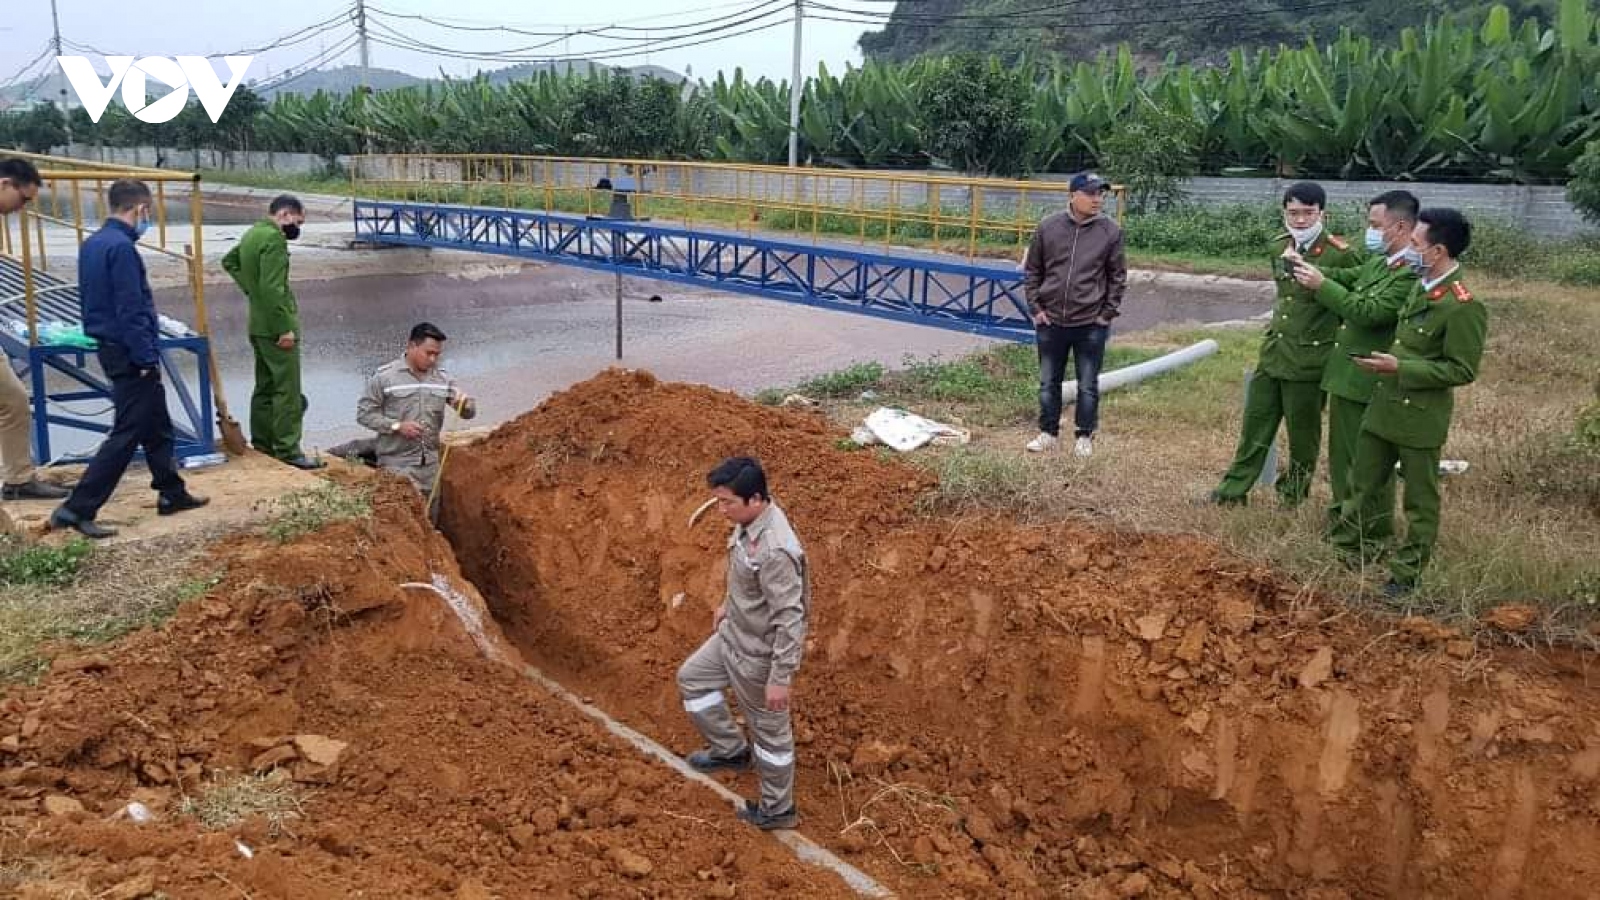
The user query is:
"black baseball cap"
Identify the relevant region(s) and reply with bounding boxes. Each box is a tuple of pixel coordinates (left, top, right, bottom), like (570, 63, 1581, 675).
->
(1069, 172, 1110, 194)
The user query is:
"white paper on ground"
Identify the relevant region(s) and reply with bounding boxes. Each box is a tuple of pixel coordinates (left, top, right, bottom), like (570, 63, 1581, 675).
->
(863, 407, 970, 452)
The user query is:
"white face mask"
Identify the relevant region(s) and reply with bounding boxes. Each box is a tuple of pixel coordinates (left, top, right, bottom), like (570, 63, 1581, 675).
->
(1364, 227, 1387, 252)
(1285, 218, 1323, 248)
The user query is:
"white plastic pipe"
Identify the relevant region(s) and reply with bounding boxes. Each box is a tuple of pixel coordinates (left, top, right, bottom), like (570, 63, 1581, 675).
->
(1060, 338, 1219, 403)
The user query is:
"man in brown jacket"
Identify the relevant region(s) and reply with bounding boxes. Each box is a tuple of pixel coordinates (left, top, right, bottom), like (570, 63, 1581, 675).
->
(1023, 172, 1128, 458)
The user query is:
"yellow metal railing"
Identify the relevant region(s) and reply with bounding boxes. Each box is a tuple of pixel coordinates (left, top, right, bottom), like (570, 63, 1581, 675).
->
(0, 150, 209, 348)
(351, 154, 1125, 259)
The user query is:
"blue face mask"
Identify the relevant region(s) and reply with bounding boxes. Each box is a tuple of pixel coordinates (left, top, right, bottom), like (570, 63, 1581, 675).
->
(134, 214, 151, 240)
(1364, 227, 1386, 252)
(1403, 247, 1425, 273)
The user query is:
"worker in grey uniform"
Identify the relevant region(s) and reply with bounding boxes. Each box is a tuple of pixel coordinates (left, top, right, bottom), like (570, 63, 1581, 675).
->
(354, 322, 475, 496)
(678, 456, 810, 830)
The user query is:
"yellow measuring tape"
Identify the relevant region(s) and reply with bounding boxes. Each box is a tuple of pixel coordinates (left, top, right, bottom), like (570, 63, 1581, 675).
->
(427, 394, 469, 522)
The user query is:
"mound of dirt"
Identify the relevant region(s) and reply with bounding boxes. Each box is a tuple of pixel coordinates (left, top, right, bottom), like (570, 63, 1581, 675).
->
(444, 369, 1600, 898)
(0, 482, 855, 898)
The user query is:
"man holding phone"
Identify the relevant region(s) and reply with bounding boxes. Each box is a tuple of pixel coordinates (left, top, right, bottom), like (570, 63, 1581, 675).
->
(1210, 182, 1359, 507)
(1288, 190, 1421, 525)
(1331, 208, 1487, 597)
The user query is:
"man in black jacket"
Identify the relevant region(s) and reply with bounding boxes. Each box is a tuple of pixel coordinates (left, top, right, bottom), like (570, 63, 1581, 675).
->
(1023, 172, 1128, 458)
(49, 180, 208, 539)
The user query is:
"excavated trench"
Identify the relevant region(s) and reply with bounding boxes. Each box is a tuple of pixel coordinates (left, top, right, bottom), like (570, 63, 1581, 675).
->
(439, 369, 1600, 899)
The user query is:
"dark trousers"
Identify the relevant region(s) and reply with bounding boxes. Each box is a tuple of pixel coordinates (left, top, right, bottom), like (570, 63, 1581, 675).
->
(63, 342, 186, 520)
(1037, 323, 1109, 437)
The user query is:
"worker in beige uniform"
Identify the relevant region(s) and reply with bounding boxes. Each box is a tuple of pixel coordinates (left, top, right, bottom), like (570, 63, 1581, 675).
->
(0, 157, 69, 503)
(678, 456, 810, 831)
(354, 322, 475, 497)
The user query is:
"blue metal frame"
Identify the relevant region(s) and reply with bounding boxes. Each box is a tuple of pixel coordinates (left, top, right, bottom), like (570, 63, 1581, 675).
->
(1, 258, 216, 465)
(354, 199, 1035, 341)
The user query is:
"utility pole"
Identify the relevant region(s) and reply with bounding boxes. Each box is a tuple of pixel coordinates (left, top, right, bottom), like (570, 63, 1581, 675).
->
(787, 0, 802, 168)
(356, 0, 373, 153)
(50, 0, 71, 148)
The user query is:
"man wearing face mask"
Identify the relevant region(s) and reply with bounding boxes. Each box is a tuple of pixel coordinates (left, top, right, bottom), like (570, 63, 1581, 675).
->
(49, 180, 209, 539)
(1287, 190, 1421, 525)
(1332, 208, 1487, 597)
(222, 194, 321, 470)
(1210, 182, 1359, 508)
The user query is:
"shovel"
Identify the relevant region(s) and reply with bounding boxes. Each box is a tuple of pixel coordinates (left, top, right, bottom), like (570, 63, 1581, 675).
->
(185, 240, 247, 456)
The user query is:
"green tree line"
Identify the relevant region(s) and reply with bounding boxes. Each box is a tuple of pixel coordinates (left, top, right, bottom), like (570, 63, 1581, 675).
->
(2, 1, 1597, 183)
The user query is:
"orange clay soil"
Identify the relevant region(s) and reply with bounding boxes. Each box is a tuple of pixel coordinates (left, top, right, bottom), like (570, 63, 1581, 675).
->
(440, 368, 1600, 899)
(0, 481, 857, 899)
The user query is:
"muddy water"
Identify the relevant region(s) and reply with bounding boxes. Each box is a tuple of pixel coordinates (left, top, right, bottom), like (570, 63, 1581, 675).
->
(57, 264, 1267, 457)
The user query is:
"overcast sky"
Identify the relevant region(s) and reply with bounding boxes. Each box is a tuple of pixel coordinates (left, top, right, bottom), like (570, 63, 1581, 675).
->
(1, 0, 878, 88)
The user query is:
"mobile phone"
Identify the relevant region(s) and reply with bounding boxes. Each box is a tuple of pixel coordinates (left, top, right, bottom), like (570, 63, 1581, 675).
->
(1347, 350, 1370, 358)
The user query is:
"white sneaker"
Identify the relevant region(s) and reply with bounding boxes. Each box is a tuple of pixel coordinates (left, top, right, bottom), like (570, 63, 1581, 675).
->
(1072, 436, 1094, 458)
(1025, 433, 1059, 453)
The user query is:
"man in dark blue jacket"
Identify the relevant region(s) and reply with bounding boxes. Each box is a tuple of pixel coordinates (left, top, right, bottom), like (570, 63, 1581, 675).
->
(49, 179, 207, 538)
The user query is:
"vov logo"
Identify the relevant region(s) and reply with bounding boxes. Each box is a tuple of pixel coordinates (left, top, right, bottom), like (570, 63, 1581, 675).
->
(56, 56, 254, 125)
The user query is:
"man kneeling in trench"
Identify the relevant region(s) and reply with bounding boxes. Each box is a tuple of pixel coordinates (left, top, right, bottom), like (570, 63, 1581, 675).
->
(344, 322, 475, 497)
(678, 456, 810, 830)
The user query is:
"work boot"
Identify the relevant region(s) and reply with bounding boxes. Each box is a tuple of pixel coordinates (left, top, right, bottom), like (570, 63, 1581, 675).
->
(1, 478, 70, 501)
(283, 455, 326, 471)
(1204, 489, 1247, 507)
(157, 492, 210, 517)
(686, 747, 752, 773)
(735, 799, 799, 831)
(1025, 433, 1059, 453)
(48, 506, 117, 539)
(1380, 579, 1414, 601)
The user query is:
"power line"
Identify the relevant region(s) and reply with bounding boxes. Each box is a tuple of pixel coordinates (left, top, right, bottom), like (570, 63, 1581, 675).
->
(57, 8, 358, 62)
(255, 32, 363, 93)
(0, 42, 54, 90)
(366, 15, 793, 66)
(364, 5, 795, 64)
(366, 0, 790, 49)
(364, 0, 789, 33)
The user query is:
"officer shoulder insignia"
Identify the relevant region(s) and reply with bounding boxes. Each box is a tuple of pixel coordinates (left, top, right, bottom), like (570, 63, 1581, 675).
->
(1427, 287, 1446, 302)
(1326, 234, 1350, 251)
(1450, 282, 1473, 303)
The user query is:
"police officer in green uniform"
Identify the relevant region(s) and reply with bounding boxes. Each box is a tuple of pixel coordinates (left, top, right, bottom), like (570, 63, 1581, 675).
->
(1331, 208, 1487, 596)
(1211, 182, 1360, 506)
(1287, 190, 1421, 526)
(221, 194, 322, 470)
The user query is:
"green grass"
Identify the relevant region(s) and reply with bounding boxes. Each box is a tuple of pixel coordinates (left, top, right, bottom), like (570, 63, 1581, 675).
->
(265, 483, 373, 543)
(0, 535, 219, 682)
(0, 537, 92, 587)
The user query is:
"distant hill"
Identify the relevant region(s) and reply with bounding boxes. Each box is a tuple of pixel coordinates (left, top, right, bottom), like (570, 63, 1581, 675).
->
(0, 59, 686, 109)
(857, 0, 1564, 64)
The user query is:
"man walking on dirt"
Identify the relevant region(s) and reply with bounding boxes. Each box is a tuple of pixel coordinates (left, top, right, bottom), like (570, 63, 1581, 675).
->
(222, 194, 322, 470)
(354, 322, 476, 498)
(1022, 172, 1127, 458)
(1210, 182, 1360, 507)
(0, 157, 69, 503)
(49, 180, 209, 539)
(1286, 190, 1420, 525)
(678, 456, 809, 830)
(1331, 208, 1487, 597)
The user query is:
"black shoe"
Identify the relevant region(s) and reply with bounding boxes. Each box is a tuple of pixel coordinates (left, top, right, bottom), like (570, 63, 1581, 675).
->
(48, 507, 117, 539)
(1, 479, 70, 501)
(283, 456, 326, 471)
(1205, 490, 1247, 507)
(735, 799, 798, 831)
(686, 748, 752, 773)
(157, 492, 210, 516)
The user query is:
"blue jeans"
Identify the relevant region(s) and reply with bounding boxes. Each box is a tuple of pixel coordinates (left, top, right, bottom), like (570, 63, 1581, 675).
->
(1037, 323, 1109, 438)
